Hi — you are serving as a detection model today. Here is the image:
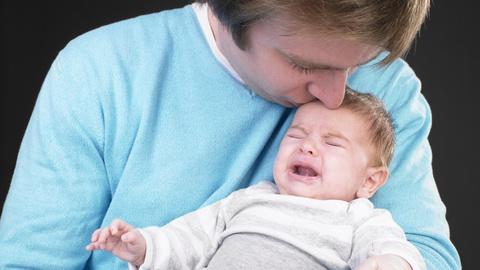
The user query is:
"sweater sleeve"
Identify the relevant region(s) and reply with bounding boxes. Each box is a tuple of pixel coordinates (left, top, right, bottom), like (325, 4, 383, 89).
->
(131, 194, 231, 269)
(348, 205, 426, 270)
(0, 42, 111, 269)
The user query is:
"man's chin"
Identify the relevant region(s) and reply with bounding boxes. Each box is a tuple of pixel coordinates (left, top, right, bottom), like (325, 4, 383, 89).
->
(253, 91, 309, 108)
(264, 95, 297, 107)
(282, 98, 317, 108)
(272, 99, 305, 108)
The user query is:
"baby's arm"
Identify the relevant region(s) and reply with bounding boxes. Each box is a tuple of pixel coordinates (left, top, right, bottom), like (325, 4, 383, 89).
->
(88, 196, 232, 269)
(86, 219, 146, 267)
(348, 202, 426, 270)
(85, 186, 252, 269)
(355, 254, 413, 270)
(136, 198, 228, 269)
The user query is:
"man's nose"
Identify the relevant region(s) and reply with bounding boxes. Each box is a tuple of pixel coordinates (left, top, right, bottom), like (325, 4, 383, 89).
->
(307, 69, 348, 109)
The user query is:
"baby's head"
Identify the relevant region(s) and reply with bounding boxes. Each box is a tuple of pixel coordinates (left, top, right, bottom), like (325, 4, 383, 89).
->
(273, 88, 395, 201)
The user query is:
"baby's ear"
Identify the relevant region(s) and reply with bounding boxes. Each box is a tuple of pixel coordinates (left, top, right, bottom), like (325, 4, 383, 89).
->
(356, 166, 389, 199)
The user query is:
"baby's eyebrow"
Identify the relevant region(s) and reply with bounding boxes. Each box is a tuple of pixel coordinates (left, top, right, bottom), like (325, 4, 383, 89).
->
(323, 132, 350, 143)
(289, 125, 308, 134)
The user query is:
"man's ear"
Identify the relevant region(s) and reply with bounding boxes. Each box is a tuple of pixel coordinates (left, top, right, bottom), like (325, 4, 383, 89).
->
(356, 167, 389, 199)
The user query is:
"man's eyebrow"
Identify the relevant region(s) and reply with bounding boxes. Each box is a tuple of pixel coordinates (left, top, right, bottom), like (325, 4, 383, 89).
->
(280, 50, 378, 71)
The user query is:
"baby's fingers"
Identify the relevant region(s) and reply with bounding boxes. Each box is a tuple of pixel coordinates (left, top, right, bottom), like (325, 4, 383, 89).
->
(85, 242, 99, 251)
(121, 231, 136, 243)
(90, 228, 103, 242)
(121, 230, 144, 246)
(110, 219, 134, 235)
(97, 227, 114, 244)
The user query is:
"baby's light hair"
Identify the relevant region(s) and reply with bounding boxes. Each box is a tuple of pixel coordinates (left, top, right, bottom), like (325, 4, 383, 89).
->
(341, 88, 395, 167)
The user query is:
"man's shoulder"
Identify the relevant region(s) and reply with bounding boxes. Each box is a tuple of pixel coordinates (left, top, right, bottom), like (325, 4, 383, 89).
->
(58, 5, 196, 64)
(348, 52, 419, 101)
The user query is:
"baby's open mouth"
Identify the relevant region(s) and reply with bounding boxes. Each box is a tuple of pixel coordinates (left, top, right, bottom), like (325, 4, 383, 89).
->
(293, 165, 318, 177)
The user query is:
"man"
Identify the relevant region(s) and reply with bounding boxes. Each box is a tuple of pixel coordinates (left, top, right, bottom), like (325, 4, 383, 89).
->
(0, 0, 460, 269)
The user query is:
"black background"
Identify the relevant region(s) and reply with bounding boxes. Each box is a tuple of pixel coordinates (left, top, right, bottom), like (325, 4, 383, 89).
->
(1, 1, 477, 268)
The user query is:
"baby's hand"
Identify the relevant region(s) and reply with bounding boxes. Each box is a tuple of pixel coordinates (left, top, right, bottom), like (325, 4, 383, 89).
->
(86, 219, 146, 266)
(356, 254, 413, 270)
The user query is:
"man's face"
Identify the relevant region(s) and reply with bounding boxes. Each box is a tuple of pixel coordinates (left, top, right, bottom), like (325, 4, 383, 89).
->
(216, 18, 380, 108)
(273, 101, 375, 201)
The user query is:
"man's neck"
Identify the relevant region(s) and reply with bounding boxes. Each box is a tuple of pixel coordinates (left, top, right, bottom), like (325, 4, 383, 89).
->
(203, 4, 245, 84)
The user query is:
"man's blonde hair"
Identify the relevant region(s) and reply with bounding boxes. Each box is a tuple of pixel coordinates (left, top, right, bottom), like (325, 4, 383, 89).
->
(341, 88, 395, 167)
(197, 0, 430, 65)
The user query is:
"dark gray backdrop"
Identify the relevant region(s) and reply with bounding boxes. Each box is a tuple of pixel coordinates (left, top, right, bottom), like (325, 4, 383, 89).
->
(1, 1, 476, 268)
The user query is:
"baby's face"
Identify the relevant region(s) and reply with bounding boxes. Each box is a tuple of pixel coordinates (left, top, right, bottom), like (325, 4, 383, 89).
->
(273, 101, 376, 201)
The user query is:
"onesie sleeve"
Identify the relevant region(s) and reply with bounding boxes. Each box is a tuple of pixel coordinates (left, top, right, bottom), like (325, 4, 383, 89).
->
(129, 192, 234, 269)
(348, 202, 426, 270)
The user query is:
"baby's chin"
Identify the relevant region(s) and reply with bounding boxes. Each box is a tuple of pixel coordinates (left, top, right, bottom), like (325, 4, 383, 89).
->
(277, 182, 317, 199)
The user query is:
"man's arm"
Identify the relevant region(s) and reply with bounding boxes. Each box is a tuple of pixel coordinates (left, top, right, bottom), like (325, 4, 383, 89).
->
(349, 54, 461, 270)
(0, 42, 110, 268)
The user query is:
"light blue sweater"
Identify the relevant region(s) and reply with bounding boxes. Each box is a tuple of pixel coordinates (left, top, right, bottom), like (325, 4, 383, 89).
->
(0, 5, 460, 269)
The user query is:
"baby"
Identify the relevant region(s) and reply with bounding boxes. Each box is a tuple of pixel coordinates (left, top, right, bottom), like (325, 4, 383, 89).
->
(86, 89, 425, 270)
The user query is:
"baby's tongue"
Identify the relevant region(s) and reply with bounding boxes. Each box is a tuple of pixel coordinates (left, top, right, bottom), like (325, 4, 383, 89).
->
(297, 166, 317, 177)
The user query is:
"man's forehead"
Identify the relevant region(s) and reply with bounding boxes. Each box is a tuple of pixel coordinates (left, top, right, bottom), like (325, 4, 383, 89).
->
(255, 22, 382, 69)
